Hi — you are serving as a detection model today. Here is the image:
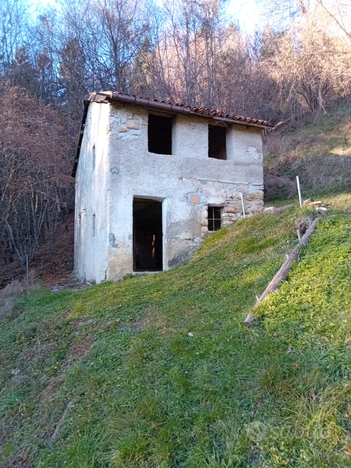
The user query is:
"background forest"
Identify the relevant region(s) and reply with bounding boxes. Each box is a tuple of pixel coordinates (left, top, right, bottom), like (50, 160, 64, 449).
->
(0, 0, 350, 284)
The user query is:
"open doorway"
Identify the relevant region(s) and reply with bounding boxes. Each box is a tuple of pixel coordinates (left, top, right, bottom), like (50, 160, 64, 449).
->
(133, 198, 163, 272)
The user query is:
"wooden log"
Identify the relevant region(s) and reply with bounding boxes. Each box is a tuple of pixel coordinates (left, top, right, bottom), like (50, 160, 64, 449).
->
(243, 217, 319, 326)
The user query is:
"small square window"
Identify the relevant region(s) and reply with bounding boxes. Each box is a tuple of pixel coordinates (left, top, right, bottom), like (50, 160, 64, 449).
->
(208, 206, 221, 231)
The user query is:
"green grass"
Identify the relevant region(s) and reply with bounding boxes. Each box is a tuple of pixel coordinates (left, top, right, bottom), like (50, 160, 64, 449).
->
(1, 194, 351, 467)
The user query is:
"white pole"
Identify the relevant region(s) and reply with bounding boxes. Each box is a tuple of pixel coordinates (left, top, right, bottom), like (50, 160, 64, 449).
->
(240, 192, 246, 218)
(296, 176, 303, 207)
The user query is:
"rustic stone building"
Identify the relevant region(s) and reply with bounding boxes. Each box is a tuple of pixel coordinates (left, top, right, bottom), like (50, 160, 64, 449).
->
(73, 92, 271, 283)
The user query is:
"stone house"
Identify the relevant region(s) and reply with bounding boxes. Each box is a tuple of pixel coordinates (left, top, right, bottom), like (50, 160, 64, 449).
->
(73, 92, 271, 283)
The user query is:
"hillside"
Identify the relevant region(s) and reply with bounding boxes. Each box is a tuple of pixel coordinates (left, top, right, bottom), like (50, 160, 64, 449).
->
(264, 104, 351, 201)
(1, 194, 351, 467)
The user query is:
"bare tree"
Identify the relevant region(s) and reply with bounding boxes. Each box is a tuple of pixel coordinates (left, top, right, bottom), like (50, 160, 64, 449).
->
(0, 0, 32, 73)
(0, 82, 72, 264)
(316, 0, 351, 40)
(265, 9, 351, 117)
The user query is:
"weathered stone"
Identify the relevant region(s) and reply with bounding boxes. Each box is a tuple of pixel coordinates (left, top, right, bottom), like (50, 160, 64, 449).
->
(245, 192, 263, 201)
(223, 206, 240, 213)
(126, 119, 140, 130)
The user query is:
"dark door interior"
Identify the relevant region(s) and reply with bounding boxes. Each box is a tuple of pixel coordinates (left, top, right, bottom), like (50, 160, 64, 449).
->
(133, 198, 163, 271)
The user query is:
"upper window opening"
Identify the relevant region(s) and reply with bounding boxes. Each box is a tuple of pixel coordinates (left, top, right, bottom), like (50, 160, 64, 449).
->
(148, 114, 172, 155)
(208, 206, 221, 231)
(209, 125, 226, 160)
(92, 145, 96, 171)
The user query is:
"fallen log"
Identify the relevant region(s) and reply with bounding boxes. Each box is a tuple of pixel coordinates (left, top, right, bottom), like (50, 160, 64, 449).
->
(243, 217, 320, 326)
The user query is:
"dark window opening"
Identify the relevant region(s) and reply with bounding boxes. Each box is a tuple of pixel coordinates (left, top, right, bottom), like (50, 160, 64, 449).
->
(148, 114, 172, 154)
(208, 206, 221, 231)
(208, 125, 226, 160)
(133, 198, 163, 271)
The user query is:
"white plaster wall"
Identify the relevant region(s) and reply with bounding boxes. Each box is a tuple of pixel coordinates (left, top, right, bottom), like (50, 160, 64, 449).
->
(103, 101, 264, 282)
(74, 102, 111, 283)
(172, 114, 208, 158)
(227, 123, 263, 165)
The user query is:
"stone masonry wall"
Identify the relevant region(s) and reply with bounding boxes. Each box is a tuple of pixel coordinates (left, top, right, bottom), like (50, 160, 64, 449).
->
(200, 187, 264, 237)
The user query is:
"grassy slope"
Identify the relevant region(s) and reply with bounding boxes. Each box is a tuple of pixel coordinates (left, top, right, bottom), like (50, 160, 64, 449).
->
(264, 103, 351, 201)
(1, 194, 351, 467)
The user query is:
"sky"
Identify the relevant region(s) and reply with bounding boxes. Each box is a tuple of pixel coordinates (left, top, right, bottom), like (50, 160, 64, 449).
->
(30, 0, 264, 34)
(227, 0, 263, 33)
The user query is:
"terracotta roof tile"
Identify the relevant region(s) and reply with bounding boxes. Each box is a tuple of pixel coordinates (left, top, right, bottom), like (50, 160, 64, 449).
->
(88, 91, 272, 128)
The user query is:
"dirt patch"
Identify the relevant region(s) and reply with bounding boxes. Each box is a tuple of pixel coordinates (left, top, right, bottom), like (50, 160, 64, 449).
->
(7, 457, 29, 468)
(24, 342, 56, 364)
(66, 337, 95, 363)
(71, 318, 124, 332)
(71, 318, 94, 331)
(40, 376, 64, 404)
(61, 310, 71, 319)
(133, 320, 148, 331)
(101, 318, 123, 328)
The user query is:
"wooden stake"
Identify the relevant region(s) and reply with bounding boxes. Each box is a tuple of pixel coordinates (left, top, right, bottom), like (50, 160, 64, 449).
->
(296, 176, 303, 207)
(240, 192, 246, 218)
